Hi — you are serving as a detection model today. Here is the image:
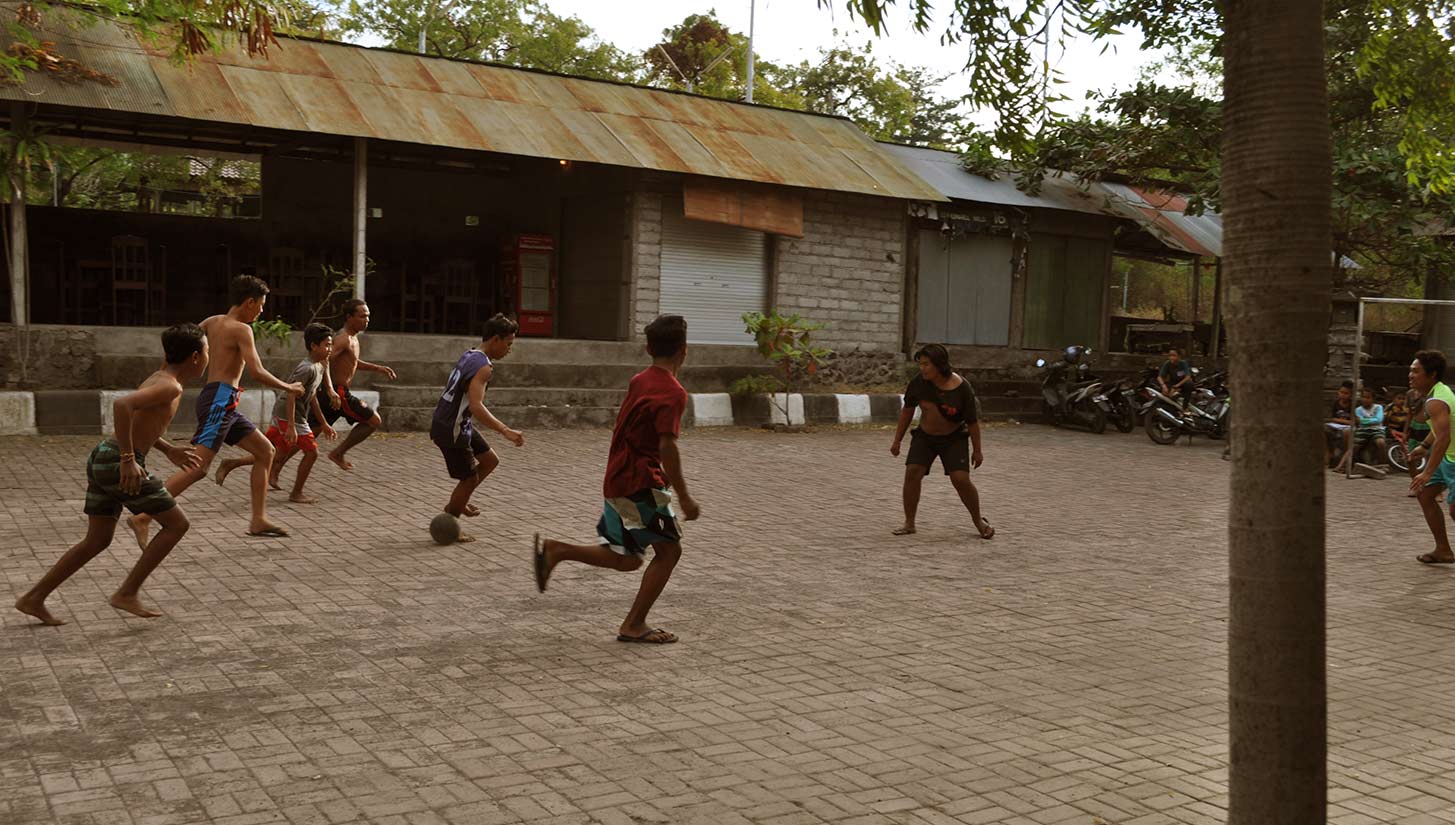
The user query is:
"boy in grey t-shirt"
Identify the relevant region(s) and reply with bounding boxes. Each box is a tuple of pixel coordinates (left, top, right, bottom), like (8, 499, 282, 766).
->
(216, 324, 337, 503)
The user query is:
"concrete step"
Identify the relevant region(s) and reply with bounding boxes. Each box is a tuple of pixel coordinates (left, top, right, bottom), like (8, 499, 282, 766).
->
(980, 396, 1043, 416)
(383, 404, 619, 431)
(378, 385, 628, 409)
(97, 355, 771, 394)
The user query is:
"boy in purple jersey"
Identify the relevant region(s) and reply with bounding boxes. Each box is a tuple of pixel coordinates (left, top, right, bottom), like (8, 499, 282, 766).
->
(430, 314, 524, 541)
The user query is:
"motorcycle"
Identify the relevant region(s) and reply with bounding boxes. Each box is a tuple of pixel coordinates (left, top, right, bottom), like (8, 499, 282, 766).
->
(1145, 368, 1231, 445)
(1102, 366, 1159, 433)
(1036, 345, 1110, 434)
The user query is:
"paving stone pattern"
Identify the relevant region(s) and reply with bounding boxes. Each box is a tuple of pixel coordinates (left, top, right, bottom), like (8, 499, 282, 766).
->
(1, 426, 1453, 825)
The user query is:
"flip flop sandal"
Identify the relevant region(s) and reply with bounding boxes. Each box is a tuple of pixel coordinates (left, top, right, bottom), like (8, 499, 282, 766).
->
(1417, 553, 1455, 565)
(978, 518, 995, 540)
(891, 527, 916, 536)
(617, 628, 678, 644)
(533, 533, 548, 593)
(246, 527, 290, 538)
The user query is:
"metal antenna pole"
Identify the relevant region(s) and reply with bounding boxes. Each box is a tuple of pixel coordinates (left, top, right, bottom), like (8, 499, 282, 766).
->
(745, 0, 756, 102)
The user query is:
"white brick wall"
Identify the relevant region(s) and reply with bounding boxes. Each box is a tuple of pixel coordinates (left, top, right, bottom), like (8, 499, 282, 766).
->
(630, 191, 664, 340)
(627, 187, 905, 352)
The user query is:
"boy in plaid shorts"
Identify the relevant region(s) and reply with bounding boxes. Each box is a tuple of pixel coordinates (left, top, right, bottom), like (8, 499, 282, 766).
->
(14, 324, 209, 625)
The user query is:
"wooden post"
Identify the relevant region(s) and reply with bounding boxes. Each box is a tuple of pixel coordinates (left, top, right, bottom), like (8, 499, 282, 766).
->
(1211, 257, 1224, 359)
(8, 102, 28, 329)
(1189, 257, 1201, 354)
(352, 137, 367, 300)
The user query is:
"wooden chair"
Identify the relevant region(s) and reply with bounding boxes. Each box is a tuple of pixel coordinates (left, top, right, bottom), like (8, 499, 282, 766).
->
(442, 258, 478, 336)
(111, 236, 152, 326)
(267, 246, 308, 325)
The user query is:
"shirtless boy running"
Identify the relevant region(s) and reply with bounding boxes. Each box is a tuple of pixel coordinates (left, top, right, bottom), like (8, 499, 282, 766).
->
(129, 275, 304, 542)
(319, 299, 395, 471)
(215, 323, 338, 503)
(14, 324, 209, 625)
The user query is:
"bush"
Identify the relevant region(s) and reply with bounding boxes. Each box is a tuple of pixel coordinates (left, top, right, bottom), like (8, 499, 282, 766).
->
(729, 374, 782, 396)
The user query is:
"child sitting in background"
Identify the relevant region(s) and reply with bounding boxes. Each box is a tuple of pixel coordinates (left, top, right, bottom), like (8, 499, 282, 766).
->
(1337, 387, 1388, 473)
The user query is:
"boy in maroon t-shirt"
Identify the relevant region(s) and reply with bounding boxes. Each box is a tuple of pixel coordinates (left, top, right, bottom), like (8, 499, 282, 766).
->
(532, 314, 701, 644)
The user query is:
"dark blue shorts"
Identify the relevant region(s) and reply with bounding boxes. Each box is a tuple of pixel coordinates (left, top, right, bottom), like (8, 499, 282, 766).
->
(192, 382, 256, 452)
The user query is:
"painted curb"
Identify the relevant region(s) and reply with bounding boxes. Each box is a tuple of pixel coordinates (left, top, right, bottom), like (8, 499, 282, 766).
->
(0, 391, 37, 436)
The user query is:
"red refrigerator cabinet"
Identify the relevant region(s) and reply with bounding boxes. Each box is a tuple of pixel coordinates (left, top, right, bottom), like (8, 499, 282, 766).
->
(502, 234, 555, 336)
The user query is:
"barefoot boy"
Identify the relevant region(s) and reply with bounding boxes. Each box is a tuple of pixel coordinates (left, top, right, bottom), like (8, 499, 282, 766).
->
(532, 314, 701, 645)
(14, 324, 209, 625)
(430, 313, 524, 541)
(320, 299, 394, 471)
(216, 323, 337, 503)
(890, 344, 994, 540)
(129, 275, 304, 542)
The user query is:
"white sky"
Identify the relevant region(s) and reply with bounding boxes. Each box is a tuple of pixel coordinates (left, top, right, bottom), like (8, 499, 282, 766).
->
(544, 0, 1166, 127)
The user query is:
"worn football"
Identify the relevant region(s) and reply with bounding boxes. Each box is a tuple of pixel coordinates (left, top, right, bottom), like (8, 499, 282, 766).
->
(429, 512, 461, 545)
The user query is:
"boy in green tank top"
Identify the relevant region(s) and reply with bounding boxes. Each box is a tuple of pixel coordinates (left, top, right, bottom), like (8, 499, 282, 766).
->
(1408, 350, 1455, 564)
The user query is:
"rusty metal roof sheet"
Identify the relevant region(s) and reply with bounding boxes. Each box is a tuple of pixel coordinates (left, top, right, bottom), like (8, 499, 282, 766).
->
(1, 11, 944, 201)
(1094, 183, 1221, 257)
(885, 143, 1225, 255)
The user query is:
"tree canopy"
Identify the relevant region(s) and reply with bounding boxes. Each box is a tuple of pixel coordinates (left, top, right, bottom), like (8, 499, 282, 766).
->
(332, 0, 637, 79)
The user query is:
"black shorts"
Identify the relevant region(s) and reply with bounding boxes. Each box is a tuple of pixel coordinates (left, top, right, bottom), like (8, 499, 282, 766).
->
(318, 387, 376, 426)
(906, 427, 971, 475)
(435, 430, 491, 480)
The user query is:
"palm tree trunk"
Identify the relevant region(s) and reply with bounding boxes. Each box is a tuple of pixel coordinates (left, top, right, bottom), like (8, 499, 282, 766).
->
(1223, 1, 1331, 822)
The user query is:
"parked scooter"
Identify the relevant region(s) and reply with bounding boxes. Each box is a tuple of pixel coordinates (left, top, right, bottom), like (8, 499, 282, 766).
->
(1145, 368, 1230, 445)
(1101, 368, 1158, 433)
(1037, 345, 1110, 434)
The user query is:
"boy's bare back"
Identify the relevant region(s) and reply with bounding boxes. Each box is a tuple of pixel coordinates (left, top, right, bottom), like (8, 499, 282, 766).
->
(199, 314, 255, 387)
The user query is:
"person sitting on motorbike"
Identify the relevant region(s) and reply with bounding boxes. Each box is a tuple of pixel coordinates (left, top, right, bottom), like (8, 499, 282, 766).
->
(1158, 348, 1194, 406)
(1337, 387, 1387, 473)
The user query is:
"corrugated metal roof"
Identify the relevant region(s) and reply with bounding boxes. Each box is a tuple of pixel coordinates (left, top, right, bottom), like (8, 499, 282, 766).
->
(881, 143, 1109, 216)
(0, 10, 945, 201)
(1096, 182, 1221, 257)
(885, 143, 1224, 255)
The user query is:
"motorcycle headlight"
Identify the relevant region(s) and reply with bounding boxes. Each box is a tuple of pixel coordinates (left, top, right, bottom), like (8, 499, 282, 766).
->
(1035, 358, 1046, 368)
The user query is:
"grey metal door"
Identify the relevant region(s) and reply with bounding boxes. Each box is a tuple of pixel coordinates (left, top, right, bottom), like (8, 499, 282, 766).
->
(661, 212, 769, 346)
(917, 230, 1014, 346)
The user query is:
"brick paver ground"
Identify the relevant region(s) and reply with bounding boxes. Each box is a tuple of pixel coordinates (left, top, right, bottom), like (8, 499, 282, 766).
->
(2, 425, 1454, 825)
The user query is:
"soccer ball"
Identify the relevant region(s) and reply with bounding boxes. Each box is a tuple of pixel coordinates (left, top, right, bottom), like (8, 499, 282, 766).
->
(429, 512, 461, 545)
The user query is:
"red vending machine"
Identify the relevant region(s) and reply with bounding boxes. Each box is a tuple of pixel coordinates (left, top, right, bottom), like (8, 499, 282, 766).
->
(501, 234, 556, 336)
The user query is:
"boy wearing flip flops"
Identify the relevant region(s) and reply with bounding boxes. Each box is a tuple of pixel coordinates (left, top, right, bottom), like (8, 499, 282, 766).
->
(532, 314, 700, 644)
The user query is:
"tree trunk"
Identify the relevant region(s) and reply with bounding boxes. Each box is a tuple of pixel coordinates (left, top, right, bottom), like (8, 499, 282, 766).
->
(1223, 1, 1331, 822)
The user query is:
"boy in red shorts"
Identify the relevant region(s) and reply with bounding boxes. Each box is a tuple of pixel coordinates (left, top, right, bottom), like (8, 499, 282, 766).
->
(216, 323, 336, 503)
(532, 314, 701, 644)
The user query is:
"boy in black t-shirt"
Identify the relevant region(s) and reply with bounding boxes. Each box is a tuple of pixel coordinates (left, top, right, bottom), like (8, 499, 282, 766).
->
(890, 344, 994, 540)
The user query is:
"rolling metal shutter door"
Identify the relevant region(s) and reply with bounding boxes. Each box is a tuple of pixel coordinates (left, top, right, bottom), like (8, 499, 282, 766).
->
(660, 212, 768, 345)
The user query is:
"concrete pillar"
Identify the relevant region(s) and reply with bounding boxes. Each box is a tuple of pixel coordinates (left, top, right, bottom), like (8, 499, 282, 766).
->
(8, 102, 28, 328)
(1210, 258, 1224, 358)
(352, 137, 367, 300)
